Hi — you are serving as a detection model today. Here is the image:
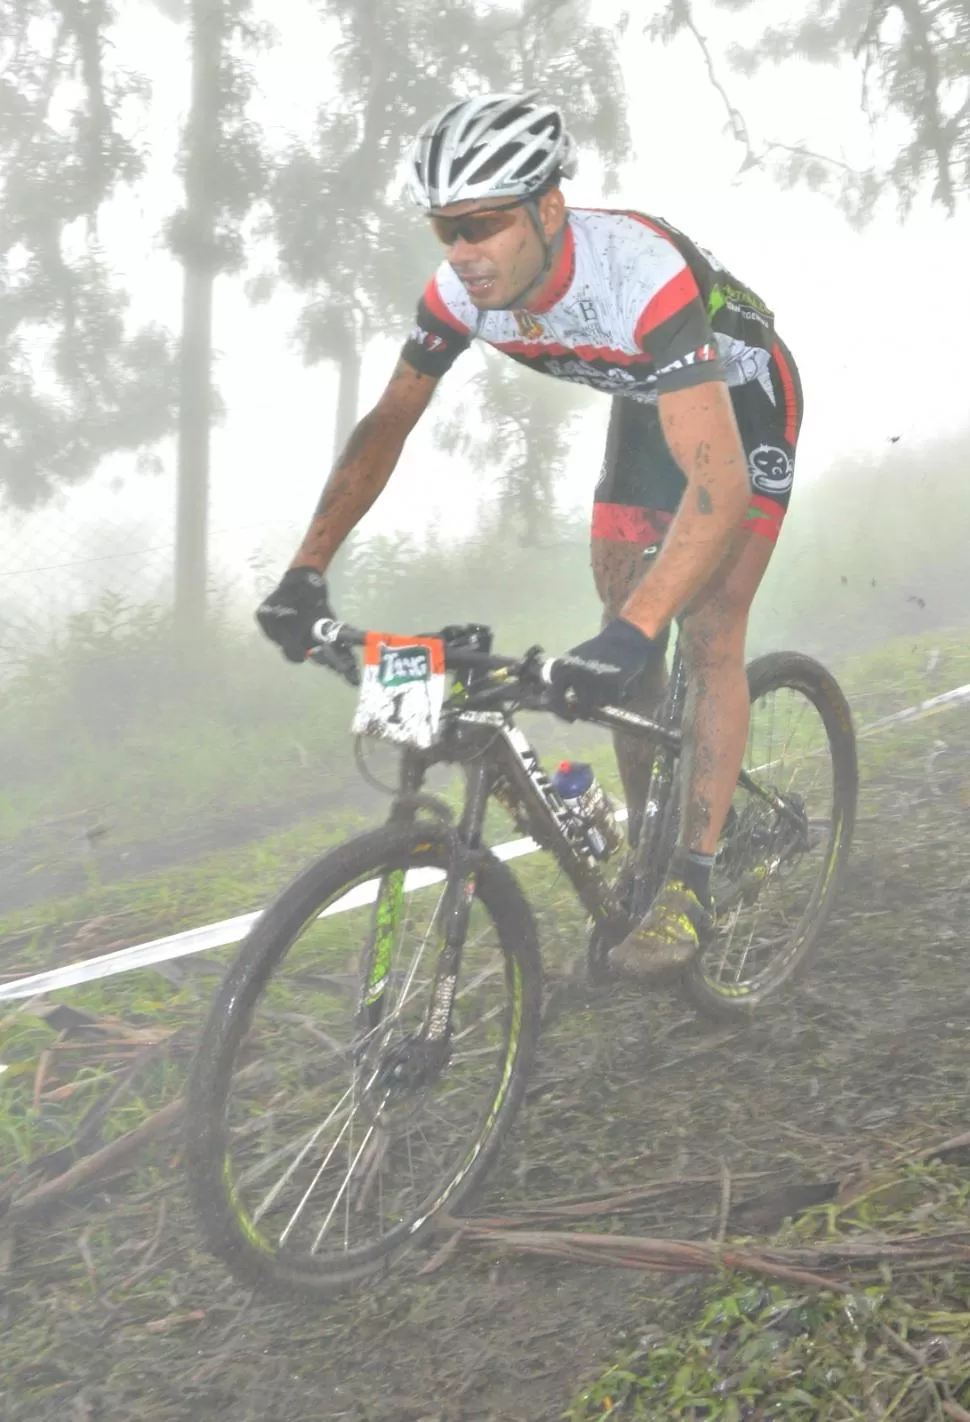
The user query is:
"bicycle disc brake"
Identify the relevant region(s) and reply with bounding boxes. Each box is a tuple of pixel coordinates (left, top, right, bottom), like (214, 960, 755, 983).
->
(375, 1034, 451, 1094)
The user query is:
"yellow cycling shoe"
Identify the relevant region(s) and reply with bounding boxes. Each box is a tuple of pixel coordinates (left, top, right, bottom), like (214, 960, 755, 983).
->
(610, 878, 712, 979)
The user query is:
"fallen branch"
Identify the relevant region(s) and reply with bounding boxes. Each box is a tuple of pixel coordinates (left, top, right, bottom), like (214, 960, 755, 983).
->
(455, 1170, 776, 1231)
(896, 1129, 970, 1165)
(445, 1219, 970, 1293)
(3, 1096, 184, 1225)
(3, 1060, 263, 1225)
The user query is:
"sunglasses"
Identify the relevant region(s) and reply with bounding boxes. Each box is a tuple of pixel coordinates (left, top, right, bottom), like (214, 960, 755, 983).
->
(429, 200, 527, 247)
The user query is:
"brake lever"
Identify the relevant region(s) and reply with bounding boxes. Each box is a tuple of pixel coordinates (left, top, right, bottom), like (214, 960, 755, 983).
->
(517, 644, 547, 685)
(306, 643, 361, 687)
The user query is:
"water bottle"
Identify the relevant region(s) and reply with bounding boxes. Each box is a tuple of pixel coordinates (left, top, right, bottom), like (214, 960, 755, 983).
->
(552, 761, 623, 861)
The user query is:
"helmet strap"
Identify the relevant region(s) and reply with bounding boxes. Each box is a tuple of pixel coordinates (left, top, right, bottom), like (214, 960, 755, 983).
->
(502, 197, 565, 312)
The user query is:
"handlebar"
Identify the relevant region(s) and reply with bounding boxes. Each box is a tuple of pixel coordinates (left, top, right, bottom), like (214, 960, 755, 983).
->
(306, 618, 655, 735)
(309, 617, 558, 688)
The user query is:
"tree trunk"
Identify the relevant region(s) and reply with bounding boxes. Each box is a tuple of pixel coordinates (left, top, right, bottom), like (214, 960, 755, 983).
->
(331, 340, 361, 465)
(174, 0, 222, 638)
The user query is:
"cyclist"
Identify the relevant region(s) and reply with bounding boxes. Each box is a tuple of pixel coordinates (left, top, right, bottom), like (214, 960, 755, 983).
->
(256, 92, 804, 979)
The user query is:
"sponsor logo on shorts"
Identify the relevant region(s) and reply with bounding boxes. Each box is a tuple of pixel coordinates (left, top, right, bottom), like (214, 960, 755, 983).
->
(748, 444, 794, 495)
(708, 283, 772, 326)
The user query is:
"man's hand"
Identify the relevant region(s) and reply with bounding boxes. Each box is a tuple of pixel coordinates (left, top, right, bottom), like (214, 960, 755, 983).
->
(255, 568, 357, 684)
(549, 618, 661, 720)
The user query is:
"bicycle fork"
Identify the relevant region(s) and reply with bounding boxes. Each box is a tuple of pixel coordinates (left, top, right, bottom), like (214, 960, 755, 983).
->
(356, 753, 488, 1063)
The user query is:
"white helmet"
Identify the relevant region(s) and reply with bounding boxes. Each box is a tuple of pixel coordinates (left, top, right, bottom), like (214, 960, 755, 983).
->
(407, 92, 578, 211)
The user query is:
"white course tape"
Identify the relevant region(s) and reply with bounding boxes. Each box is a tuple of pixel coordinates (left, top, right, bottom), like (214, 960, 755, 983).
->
(856, 681, 970, 737)
(3, 680, 969, 1006)
(0, 826, 576, 1003)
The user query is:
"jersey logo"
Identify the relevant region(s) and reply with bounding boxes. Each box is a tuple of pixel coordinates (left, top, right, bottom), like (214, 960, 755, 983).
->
(513, 310, 544, 339)
(565, 296, 598, 324)
(410, 325, 447, 353)
(545, 358, 643, 393)
(708, 282, 772, 325)
(652, 342, 719, 381)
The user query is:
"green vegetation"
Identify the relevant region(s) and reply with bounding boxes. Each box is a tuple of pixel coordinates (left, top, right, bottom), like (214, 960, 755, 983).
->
(569, 1161, 970, 1420)
(2, 626, 966, 1178)
(0, 619, 963, 954)
(3, 628, 970, 1419)
(0, 517, 607, 858)
(4, 458, 968, 873)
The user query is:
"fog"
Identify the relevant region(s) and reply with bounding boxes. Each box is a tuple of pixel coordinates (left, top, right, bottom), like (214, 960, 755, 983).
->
(1, 0, 968, 911)
(5, 4, 970, 1416)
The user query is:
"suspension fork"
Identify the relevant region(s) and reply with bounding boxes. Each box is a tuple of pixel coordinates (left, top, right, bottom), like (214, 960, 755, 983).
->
(419, 759, 491, 1045)
(356, 750, 430, 1031)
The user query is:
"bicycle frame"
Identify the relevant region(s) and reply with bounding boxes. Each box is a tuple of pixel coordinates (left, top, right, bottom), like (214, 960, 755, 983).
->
(353, 630, 800, 1047)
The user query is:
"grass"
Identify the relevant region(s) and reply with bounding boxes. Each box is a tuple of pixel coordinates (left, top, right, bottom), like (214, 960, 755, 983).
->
(834, 627, 970, 714)
(0, 801, 373, 954)
(2, 620, 966, 1119)
(1, 627, 968, 1349)
(568, 1160, 970, 1421)
(3, 673, 970, 1418)
(0, 757, 592, 1175)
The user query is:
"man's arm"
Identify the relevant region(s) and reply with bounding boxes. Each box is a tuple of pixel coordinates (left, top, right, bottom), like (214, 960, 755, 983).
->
(290, 359, 440, 573)
(621, 380, 750, 637)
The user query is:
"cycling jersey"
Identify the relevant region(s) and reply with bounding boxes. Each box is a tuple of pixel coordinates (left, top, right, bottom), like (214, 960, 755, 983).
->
(400, 205, 803, 546)
(401, 207, 782, 404)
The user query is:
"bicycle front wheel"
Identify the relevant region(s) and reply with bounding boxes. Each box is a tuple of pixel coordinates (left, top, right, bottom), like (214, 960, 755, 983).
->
(683, 651, 857, 1020)
(185, 821, 541, 1298)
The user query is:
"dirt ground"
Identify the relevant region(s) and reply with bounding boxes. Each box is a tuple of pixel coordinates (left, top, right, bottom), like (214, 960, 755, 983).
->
(4, 711, 970, 1422)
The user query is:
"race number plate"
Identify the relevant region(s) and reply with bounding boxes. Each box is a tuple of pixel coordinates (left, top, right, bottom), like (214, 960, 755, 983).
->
(351, 633, 446, 749)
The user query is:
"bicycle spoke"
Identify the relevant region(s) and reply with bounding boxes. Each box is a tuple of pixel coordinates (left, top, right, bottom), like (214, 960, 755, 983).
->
(243, 1084, 354, 1200)
(213, 843, 525, 1274)
(278, 1106, 357, 1246)
(702, 680, 842, 995)
(311, 1118, 380, 1254)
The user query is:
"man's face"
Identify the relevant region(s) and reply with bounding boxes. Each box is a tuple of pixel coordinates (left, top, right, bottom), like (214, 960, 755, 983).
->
(428, 189, 565, 310)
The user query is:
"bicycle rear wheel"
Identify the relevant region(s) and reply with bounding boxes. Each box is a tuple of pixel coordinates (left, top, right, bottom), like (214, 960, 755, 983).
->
(185, 821, 541, 1298)
(683, 651, 857, 1020)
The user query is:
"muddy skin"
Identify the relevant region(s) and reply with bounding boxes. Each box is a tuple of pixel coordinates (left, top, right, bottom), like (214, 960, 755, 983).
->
(679, 528, 774, 854)
(621, 384, 750, 640)
(591, 526, 774, 857)
(590, 537, 667, 847)
(293, 359, 432, 570)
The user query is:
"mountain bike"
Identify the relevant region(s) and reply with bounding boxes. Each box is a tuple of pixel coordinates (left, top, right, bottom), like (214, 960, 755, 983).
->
(185, 619, 857, 1298)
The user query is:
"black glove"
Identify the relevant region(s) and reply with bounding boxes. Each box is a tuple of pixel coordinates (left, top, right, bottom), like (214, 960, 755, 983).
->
(548, 618, 660, 720)
(255, 568, 358, 685)
(256, 567, 333, 663)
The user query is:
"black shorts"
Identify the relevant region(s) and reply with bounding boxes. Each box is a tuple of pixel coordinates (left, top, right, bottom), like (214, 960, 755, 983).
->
(592, 337, 804, 548)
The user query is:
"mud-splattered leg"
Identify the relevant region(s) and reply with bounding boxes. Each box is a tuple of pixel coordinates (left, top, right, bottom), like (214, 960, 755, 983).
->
(609, 526, 777, 978)
(590, 536, 668, 847)
(678, 528, 775, 854)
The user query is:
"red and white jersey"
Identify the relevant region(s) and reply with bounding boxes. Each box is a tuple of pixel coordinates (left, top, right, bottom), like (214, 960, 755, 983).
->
(401, 207, 779, 403)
